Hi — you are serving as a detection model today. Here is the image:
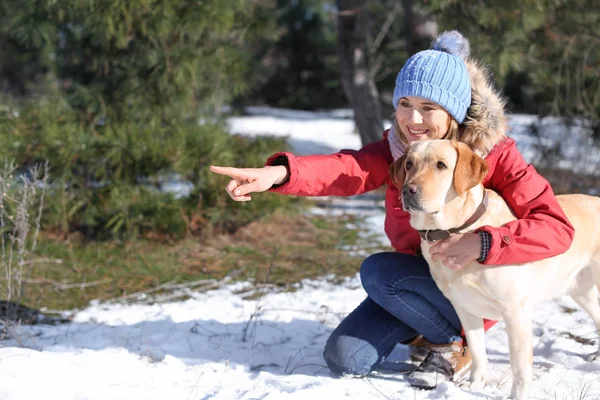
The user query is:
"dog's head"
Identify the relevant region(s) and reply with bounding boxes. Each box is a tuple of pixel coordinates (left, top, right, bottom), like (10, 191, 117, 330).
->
(389, 140, 489, 214)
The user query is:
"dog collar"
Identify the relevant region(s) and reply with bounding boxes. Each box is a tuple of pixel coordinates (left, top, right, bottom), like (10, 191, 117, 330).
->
(418, 191, 489, 242)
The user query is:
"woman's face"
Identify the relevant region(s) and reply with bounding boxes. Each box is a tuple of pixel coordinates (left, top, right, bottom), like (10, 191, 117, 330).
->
(395, 96, 451, 143)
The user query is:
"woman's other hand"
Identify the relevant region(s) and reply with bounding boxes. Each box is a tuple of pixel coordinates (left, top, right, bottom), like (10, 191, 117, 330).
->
(429, 233, 481, 270)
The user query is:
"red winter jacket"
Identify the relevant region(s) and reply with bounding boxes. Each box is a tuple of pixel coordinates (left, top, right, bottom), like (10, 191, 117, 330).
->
(266, 131, 574, 333)
(266, 131, 574, 266)
(264, 60, 574, 334)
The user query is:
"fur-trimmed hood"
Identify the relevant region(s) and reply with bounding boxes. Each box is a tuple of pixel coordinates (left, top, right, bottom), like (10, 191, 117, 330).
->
(461, 59, 508, 157)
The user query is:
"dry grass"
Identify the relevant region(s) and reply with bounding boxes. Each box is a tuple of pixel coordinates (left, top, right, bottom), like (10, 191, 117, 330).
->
(180, 210, 388, 289)
(560, 331, 597, 346)
(0, 161, 49, 322)
(8, 209, 390, 312)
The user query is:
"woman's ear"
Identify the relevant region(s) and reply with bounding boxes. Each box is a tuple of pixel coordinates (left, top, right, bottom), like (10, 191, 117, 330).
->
(388, 154, 407, 190)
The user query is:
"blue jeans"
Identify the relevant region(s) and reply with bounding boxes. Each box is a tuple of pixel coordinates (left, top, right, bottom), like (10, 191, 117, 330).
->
(323, 252, 462, 376)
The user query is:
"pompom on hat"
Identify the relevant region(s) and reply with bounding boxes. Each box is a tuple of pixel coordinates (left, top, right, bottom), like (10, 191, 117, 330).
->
(392, 30, 472, 123)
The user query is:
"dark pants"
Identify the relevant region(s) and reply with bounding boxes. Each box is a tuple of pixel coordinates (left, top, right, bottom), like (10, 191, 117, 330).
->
(323, 252, 462, 376)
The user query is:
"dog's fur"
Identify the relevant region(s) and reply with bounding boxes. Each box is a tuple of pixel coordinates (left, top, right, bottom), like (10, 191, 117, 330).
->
(389, 140, 600, 400)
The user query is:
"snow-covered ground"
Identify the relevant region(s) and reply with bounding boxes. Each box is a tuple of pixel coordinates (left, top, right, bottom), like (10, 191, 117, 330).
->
(2, 278, 599, 400)
(1, 108, 600, 400)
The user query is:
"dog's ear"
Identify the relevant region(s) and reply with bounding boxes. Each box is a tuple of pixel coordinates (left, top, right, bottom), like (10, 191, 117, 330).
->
(388, 154, 407, 190)
(452, 141, 489, 195)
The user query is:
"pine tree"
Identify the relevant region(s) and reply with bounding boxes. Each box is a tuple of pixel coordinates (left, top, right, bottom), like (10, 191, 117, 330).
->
(2, 0, 276, 118)
(0, 0, 289, 238)
(430, 0, 600, 132)
(246, 0, 344, 110)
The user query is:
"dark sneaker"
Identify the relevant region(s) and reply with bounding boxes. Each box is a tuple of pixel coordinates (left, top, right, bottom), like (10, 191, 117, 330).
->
(406, 335, 430, 362)
(407, 341, 471, 389)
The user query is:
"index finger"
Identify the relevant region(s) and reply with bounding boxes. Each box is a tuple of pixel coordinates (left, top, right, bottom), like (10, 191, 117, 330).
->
(210, 165, 245, 180)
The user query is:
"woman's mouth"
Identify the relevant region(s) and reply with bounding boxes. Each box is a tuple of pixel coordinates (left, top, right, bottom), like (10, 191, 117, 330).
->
(407, 127, 429, 138)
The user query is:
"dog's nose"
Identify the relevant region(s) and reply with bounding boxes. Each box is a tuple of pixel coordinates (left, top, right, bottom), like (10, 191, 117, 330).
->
(403, 184, 420, 197)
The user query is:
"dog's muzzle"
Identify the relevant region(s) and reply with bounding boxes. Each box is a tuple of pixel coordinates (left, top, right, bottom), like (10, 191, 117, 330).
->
(402, 184, 423, 212)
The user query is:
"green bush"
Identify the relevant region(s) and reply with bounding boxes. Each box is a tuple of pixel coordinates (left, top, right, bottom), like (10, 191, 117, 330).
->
(0, 1, 297, 240)
(0, 98, 301, 239)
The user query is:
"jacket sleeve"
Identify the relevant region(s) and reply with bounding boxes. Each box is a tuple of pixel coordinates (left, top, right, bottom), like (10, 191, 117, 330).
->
(264, 132, 393, 197)
(477, 140, 575, 265)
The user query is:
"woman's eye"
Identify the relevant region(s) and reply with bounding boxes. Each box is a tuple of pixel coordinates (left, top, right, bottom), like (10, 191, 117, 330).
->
(405, 160, 413, 170)
(436, 161, 447, 170)
(399, 101, 411, 108)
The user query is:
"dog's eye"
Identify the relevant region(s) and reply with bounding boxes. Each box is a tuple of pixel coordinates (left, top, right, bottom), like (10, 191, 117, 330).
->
(405, 160, 413, 170)
(436, 161, 447, 170)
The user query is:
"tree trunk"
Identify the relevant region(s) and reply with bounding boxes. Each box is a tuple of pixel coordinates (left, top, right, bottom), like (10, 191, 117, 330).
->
(336, 0, 383, 146)
(401, 0, 437, 55)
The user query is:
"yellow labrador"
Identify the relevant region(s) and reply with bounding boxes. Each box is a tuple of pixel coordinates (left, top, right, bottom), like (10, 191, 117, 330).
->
(389, 140, 600, 400)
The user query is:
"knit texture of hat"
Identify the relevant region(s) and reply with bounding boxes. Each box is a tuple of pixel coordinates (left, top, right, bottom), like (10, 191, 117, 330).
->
(393, 30, 471, 123)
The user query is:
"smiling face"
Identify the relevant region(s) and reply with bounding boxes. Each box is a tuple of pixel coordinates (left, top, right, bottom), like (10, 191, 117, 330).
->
(395, 96, 452, 143)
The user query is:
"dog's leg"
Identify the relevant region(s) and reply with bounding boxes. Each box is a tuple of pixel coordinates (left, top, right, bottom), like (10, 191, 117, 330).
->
(568, 267, 600, 361)
(454, 304, 487, 390)
(503, 309, 533, 400)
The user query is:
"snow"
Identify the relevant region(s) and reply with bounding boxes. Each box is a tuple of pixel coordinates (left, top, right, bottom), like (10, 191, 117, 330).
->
(508, 114, 600, 176)
(1, 107, 600, 400)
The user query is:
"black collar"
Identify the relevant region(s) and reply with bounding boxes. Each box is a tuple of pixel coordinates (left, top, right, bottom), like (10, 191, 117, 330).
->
(418, 191, 489, 242)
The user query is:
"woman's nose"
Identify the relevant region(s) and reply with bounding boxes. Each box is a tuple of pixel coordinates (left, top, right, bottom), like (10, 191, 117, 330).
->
(409, 109, 423, 124)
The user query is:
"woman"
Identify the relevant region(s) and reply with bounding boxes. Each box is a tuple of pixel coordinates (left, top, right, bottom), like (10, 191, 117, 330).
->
(210, 31, 574, 389)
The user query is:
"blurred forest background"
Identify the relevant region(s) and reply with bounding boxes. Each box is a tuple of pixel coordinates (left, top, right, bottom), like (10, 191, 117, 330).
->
(0, 0, 598, 317)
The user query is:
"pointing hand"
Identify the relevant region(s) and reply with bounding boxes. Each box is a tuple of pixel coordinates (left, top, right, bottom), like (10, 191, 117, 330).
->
(209, 165, 289, 202)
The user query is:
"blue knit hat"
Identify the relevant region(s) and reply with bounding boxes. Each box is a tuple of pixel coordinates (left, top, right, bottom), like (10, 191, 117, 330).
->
(392, 31, 471, 123)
